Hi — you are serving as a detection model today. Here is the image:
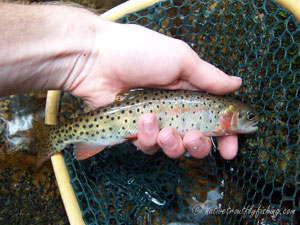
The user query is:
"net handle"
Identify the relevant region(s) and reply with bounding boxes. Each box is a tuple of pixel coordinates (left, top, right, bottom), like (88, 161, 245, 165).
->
(45, 1, 165, 225)
(276, 0, 300, 23)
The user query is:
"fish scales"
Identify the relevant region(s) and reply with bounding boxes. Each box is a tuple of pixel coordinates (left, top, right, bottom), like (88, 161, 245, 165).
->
(33, 89, 260, 166)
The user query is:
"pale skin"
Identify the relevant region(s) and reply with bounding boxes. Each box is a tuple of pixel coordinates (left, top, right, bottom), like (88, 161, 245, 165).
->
(0, 3, 241, 160)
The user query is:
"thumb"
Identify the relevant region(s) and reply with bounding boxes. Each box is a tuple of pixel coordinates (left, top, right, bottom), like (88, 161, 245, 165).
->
(181, 50, 242, 94)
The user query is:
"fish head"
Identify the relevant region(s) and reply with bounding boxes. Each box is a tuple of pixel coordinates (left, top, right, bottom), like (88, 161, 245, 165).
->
(219, 102, 261, 135)
(231, 104, 261, 134)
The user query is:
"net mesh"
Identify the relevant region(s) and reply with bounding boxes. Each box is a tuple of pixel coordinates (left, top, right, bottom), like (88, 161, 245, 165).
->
(57, 0, 300, 224)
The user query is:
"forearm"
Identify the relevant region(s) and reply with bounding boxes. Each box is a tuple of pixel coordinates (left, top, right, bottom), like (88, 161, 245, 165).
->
(0, 2, 99, 97)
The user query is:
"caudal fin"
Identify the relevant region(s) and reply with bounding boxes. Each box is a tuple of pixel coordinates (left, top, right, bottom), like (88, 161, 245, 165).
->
(32, 121, 58, 167)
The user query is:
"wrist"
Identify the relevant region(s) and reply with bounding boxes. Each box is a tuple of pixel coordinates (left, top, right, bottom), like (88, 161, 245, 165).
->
(0, 3, 100, 96)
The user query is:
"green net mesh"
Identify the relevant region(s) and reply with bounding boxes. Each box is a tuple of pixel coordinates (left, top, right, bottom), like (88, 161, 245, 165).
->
(58, 0, 300, 224)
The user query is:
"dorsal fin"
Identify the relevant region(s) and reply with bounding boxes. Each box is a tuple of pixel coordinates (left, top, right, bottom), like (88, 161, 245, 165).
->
(113, 88, 145, 102)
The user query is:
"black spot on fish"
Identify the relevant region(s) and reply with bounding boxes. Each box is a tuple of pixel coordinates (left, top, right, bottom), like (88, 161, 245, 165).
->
(86, 132, 89, 135)
(100, 116, 103, 120)
(74, 129, 77, 133)
(162, 101, 166, 104)
(156, 105, 160, 109)
(94, 118, 97, 122)
(122, 127, 125, 130)
(200, 116, 202, 120)
(61, 129, 65, 133)
(192, 123, 194, 127)
(80, 132, 84, 135)
(159, 117, 162, 121)
(144, 96, 148, 100)
(89, 124, 93, 128)
(209, 120, 212, 123)
(102, 129, 105, 132)
(129, 110, 133, 114)
(136, 99, 140, 103)
(96, 131, 99, 134)
(150, 110, 153, 113)
(96, 124, 99, 128)
(92, 134, 94, 137)
(117, 116, 121, 119)
(103, 109, 107, 113)
(106, 115, 110, 119)
(109, 127, 112, 131)
(182, 104, 185, 108)
(111, 117, 115, 121)
(124, 119, 128, 123)
(69, 127, 72, 130)
(79, 118, 83, 122)
(83, 125, 86, 129)
(133, 120, 136, 123)
(85, 119, 89, 123)
(137, 108, 140, 112)
(204, 102, 206, 105)
(75, 124, 80, 128)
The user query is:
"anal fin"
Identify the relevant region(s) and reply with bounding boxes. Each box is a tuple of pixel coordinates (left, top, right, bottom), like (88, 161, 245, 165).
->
(75, 143, 106, 160)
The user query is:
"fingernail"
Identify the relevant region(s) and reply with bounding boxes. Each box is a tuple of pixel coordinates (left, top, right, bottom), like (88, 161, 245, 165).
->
(143, 117, 155, 134)
(232, 76, 242, 81)
(161, 134, 177, 150)
(187, 139, 203, 151)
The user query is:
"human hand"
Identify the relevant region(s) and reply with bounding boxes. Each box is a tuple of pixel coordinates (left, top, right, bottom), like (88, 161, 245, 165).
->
(63, 19, 242, 160)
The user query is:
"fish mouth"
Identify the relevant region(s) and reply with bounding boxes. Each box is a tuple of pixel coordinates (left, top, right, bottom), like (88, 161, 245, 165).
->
(245, 120, 260, 133)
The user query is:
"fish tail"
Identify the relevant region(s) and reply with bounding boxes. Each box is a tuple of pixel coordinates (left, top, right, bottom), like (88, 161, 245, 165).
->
(32, 121, 58, 167)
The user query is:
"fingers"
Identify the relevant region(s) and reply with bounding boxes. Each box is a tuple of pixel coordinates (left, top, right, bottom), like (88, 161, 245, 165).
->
(179, 43, 242, 94)
(134, 113, 239, 160)
(217, 135, 238, 160)
(157, 127, 185, 158)
(183, 130, 212, 158)
(133, 113, 160, 155)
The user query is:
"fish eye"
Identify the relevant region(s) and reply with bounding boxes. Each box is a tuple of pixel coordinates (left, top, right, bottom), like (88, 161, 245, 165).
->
(247, 111, 255, 120)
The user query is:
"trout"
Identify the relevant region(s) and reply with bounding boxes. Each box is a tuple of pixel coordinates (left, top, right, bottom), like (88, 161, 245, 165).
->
(33, 89, 260, 166)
